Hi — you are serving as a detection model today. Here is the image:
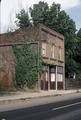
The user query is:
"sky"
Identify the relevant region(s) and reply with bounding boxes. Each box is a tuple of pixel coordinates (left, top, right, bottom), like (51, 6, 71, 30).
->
(0, 0, 81, 33)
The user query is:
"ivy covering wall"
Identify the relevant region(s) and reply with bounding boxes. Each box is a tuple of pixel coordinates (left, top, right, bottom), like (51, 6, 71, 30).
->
(13, 44, 40, 89)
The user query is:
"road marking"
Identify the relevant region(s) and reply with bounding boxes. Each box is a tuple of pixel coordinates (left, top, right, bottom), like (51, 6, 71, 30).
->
(52, 101, 81, 111)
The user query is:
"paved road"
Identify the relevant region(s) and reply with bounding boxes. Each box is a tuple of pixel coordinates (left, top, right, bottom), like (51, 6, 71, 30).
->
(0, 96, 81, 120)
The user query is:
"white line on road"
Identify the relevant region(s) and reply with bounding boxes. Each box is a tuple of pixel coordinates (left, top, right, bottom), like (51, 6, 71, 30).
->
(52, 101, 81, 111)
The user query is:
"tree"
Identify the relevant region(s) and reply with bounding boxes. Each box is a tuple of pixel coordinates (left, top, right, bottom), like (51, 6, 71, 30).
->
(30, 1, 49, 25)
(16, 9, 31, 28)
(75, 28, 81, 63)
(76, 29, 81, 80)
(74, 28, 81, 63)
(71, 28, 81, 80)
(30, 1, 60, 29)
(77, 28, 81, 39)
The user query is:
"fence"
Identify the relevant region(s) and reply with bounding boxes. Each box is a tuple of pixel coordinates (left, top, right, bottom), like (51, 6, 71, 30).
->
(65, 78, 81, 90)
(0, 42, 40, 90)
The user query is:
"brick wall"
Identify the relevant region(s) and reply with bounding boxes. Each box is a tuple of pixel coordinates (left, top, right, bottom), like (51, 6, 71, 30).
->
(0, 46, 15, 90)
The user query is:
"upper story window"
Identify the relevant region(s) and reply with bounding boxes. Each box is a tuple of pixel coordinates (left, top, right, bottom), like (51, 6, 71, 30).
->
(42, 42, 46, 56)
(51, 45, 55, 59)
(58, 47, 62, 60)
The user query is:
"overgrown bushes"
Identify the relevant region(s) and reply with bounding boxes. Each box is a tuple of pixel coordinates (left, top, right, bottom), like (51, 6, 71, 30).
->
(13, 44, 39, 89)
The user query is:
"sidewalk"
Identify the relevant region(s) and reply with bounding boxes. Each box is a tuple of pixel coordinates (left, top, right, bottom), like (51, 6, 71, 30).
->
(0, 89, 81, 104)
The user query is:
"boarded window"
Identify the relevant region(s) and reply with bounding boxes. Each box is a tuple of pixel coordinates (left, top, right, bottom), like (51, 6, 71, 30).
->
(58, 48, 62, 60)
(42, 42, 46, 56)
(51, 45, 55, 58)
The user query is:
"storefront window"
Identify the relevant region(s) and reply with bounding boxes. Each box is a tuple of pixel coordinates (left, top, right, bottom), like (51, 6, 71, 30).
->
(51, 73, 55, 81)
(57, 74, 63, 81)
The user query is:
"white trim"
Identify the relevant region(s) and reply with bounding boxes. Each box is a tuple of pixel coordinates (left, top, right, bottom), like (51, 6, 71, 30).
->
(55, 66, 58, 90)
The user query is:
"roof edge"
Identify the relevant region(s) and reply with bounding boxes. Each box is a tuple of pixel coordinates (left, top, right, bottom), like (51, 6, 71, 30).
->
(38, 23, 64, 40)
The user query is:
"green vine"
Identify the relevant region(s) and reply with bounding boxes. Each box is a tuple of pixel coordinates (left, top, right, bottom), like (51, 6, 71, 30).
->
(13, 44, 41, 89)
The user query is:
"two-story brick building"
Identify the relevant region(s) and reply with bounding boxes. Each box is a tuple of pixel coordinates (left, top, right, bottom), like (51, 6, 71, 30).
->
(0, 24, 65, 90)
(26, 24, 65, 90)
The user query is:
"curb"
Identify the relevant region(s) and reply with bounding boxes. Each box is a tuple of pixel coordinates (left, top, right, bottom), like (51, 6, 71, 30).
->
(0, 90, 81, 104)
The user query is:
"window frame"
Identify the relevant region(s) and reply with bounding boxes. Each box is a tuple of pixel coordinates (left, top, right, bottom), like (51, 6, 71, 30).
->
(51, 73, 55, 82)
(41, 42, 47, 56)
(57, 73, 63, 82)
(51, 44, 55, 59)
(58, 47, 62, 60)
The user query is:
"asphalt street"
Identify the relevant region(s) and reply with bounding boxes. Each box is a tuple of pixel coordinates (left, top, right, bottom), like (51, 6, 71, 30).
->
(0, 96, 81, 120)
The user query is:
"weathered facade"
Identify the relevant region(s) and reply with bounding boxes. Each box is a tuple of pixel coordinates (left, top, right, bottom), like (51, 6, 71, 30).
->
(0, 46, 15, 89)
(26, 24, 65, 90)
(0, 24, 65, 90)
